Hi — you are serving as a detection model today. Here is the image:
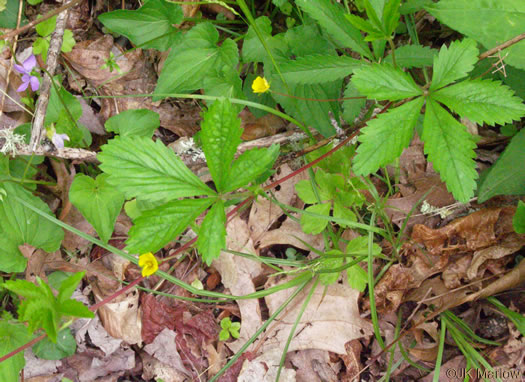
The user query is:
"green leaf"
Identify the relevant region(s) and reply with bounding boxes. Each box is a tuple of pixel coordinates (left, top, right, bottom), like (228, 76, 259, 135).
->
(197, 200, 226, 265)
(222, 145, 279, 193)
(422, 99, 478, 202)
(333, 202, 357, 227)
(281, 54, 360, 84)
(61, 29, 75, 52)
(346, 235, 382, 256)
(105, 109, 160, 138)
(35, 15, 56, 37)
(353, 97, 424, 175)
(98, 136, 214, 203)
(33, 328, 76, 360)
(300, 203, 331, 234)
(58, 299, 94, 319)
(295, 0, 372, 59)
(426, 0, 525, 71)
(0, 182, 64, 272)
(513, 201, 525, 234)
(153, 23, 233, 99)
(384, 44, 437, 68)
(0, 320, 32, 382)
(351, 63, 422, 100)
(32, 37, 50, 62)
(98, 0, 183, 51)
(430, 38, 479, 91)
(229, 323, 240, 338)
(241, 16, 284, 63)
(202, 67, 244, 111)
(342, 82, 366, 125)
(0, 0, 27, 29)
(219, 329, 230, 341)
(126, 198, 214, 254)
(400, 0, 432, 14)
(432, 79, 525, 126)
(319, 250, 343, 285)
(477, 128, 525, 202)
(345, 14, 383, 39)
(69, 174, 125, 243)
(56, 271, 85, 304)
(295, 180, 318, 204)
(382, 0, 401, 36)
(200, 99, 242, 192)
(347, 264, 368, 292)
(46, 85, 82, 125)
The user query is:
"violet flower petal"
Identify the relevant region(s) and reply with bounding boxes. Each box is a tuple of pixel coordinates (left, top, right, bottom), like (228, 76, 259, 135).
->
(13, 63, 27, 74)
(29, 76, 39, 91)
(17, 81, 29, 92)
(22, 55, 36, 72)
(52, 133, 70, 149)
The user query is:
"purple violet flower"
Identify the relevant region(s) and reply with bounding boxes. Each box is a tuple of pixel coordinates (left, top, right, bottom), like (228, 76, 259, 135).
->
(51, 132, 70, 149)
(14, 55, 39, 92)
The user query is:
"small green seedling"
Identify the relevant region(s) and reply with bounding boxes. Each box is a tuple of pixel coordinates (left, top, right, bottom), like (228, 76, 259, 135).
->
(219, 317, 240, 341)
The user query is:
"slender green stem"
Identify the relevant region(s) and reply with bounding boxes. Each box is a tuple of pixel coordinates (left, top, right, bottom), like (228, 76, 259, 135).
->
(433, 317, 447, 382)
(388, 38, 397, 68)
(276, 277, 319, 382)
(367, 210, 385, 349)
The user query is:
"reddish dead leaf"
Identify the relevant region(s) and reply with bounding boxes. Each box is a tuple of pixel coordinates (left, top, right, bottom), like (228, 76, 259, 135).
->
(141, 293, 178, 344)
(216, 352, 255, 382)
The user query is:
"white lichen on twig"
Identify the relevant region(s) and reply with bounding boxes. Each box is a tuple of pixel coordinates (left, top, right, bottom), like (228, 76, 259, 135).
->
(0, 129, 25, 155)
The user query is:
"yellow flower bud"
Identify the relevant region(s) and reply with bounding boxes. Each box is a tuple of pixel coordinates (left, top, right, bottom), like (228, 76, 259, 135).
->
(252, 76, 270, 93)
(138, 252, 158, 277)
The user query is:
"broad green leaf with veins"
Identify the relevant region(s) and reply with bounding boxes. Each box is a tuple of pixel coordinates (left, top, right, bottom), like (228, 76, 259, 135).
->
(196, 200, 226, 265)
(422, 99, 478, 202)
(98, 0, 182, 51)
(351, 63, 422, 100)
(223, 145, 279, 193)
(0, 181, 64, 273)
(281, 54, 361, 84)
(0, 320, 32, 382)
(295, 0, 372, 58)
(104, 109, 160, 138)
(426, 0, 525, 71)
(126, 198, 214, 254)
(200, 99, 242, 192)
(429, 38, 478, 91)
(153, 22, 237, 99)
(353, 97, 424, 175)
(432, 79, 525, 126)
(98, 136, 214, 203)
(69, 174, 125, 243)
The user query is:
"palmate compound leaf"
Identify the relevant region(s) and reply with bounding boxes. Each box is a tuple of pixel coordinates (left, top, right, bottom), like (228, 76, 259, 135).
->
(125, 198, 214, 254)
(432, 78, 525, 126)
(196, 199, 226, 266)
(422, 99, 478, 203)
(351, 63, 422, 101)
(429, 38, 479, 91)
(69, 174, 125, 243)
(353, 97, 424, 175)
(281, 54, 361, 84)
(200, 98, 242, 192)
(295, 0, 372, 59)
(98, 136, 215, 203)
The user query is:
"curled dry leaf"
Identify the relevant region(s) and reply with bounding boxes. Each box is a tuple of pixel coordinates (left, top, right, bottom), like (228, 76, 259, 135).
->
(143, 328, 190, 376)
(261, 280, 373, 355)
(73, 315, 122, 357)
(64, 35, 199, 136)
(288, 349, 341, 382)
(369, 206, 525, 312)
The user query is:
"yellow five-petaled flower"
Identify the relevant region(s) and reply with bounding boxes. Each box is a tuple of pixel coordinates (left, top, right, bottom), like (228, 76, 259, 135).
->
(139, 252, 158, 277)
(252, 76, 270, 94)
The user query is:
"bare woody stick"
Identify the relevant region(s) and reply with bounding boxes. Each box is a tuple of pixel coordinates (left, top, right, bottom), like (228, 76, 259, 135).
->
(29, 0, 72, 151)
